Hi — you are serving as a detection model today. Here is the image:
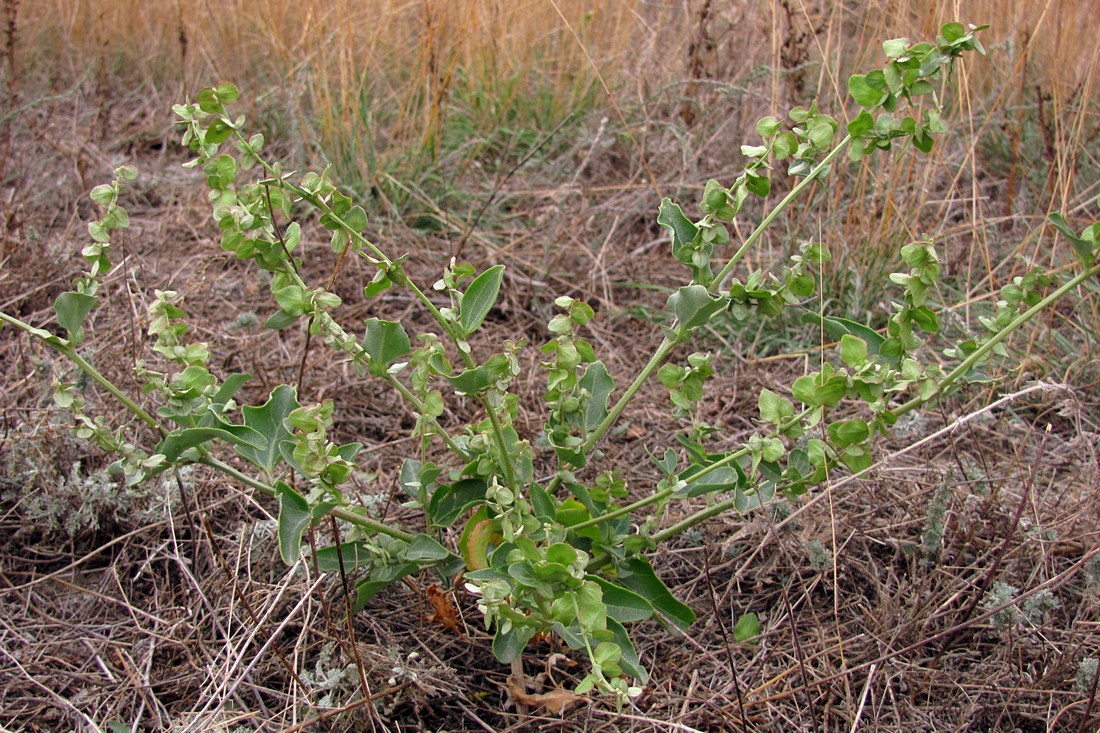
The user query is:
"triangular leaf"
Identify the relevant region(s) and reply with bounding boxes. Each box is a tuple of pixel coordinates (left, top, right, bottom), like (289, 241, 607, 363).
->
(263, 310, 301, 330)
(586, 576, 654, 623)
(657, 198, 700, 261)
(580, 361, 615, 432)
(353, 564, 419, 611)
(54, 291, 98, 345)
(405, 534, 454, 563)
(235, 384, 300, 474)
(1048, 212, 1095, 267)
(157, 425, 264, 462)
(733, 612, 760, 643)
(314, 541, 374, 574)
(800, 313, 885, 355)
(618, 557, 695, 633)
(677, 462, 747, 497)
(427, 477, 488, 527)
(362, 318, 412, 377)
(276, 481, 311, 565)
(668, 285, 726, 336)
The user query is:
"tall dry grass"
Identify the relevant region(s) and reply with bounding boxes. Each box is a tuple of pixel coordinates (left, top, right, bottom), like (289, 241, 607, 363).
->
(6, 1, 1095, 188)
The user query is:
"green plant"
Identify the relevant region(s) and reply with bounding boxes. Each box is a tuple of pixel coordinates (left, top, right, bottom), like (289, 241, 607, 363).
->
(4, 22, 1099, 704)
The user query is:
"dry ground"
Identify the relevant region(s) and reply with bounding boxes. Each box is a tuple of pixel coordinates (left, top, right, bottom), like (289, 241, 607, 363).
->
(2, 3, 1100, 731)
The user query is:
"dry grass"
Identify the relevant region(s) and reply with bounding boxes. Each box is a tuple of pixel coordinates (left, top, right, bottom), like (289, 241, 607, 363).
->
(1, 0, 1099, 731)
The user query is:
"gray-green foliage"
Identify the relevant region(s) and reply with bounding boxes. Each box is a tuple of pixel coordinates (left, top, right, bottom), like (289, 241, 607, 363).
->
(1076, 658, 1099, 695)
(4, 23, 1100, 702)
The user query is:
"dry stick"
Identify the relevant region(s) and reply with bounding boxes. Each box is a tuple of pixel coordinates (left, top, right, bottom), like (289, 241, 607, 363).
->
(849, 662, 876, 733)
(700, 539, 749, 731)
(779, 581, 820, 733)
(327, 514, 380, 733)
(450, 111, 575, 261)
(199, 514, 332, 731)
(739, 548, 1100, 710)
(263, 186, 313, 399)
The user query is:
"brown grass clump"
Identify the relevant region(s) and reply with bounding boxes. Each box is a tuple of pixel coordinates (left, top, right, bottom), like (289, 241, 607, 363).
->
(1, 0, 1099, 730)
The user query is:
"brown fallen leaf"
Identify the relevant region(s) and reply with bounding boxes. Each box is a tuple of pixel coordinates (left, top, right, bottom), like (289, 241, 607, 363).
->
(424, 583, 463, 636)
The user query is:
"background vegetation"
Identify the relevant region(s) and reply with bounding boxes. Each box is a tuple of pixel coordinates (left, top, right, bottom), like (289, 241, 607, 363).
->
(1, 0, 1097, 730)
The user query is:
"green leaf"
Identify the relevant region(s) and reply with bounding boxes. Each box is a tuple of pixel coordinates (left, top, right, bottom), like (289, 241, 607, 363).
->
(677, 463, 747, 497)
(446, 364, 492, 395)
(343, 205, 367, 234)
(733, 612, 760, 643)
(1048, 212, 1095, 266)
(606, 618, 648, 683)
(619, 557, 695, 633)
(940, 22, 966, 43)
(745, 172, 771, 197)
(555, 618, 648, 684)
(848, 74, 884, 108)
(213, 82, 240, 105)
(580, 361, 615, 432)
(405, 534, 453, 563)
(53, 291, 98, 345)
(313, 541, 374, 574)
(814, 377, 847, 407)
(756, 115, 781, 138)
(791, 375, 817, 404)
(587, 576, 654, 623)
(839, 334, 869, 368)
(492, 623, 538, 664)
(828, 418, 869, 448)
(459, 265, 505, 336)
(210, 373, 251, 410)
(668, 285, 726, 336)
(157, 426, 263, 462)
(758, 388, 795, 425)
(276, 481, 311, 565)
(428, 477, 488, 527)
(235, 384, 300, 474)
(353, 565, 419, 611)
(362, 318, 412, 377)
(801, 314, 885, 355)
(528, 482, 557, 524)
(657, 198, 700, 260)
(883, 37, 909, 58)
(263, 310, 301, 330)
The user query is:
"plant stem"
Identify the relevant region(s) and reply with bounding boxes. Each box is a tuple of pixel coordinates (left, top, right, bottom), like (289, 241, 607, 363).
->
(2, 303, 426, 543)
(385, 375, 465, 456)
(0, 311, 165, 435)
(894, 260, 1100, 418)
(568, 486, 676, 532)
(651, 496, 738, 544)
(484, 404, 518, 488)
(708, 135, 851, 290)
(196, 453, 416, 542)
(654, 262, 1100, 543)
(243, 136, 520, 487)
(568, 408, 810, 531)
(581, 337, 679, 456)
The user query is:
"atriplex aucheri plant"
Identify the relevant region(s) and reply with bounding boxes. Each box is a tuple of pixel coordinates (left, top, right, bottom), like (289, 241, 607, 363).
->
(3, 22, 1099, 702)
